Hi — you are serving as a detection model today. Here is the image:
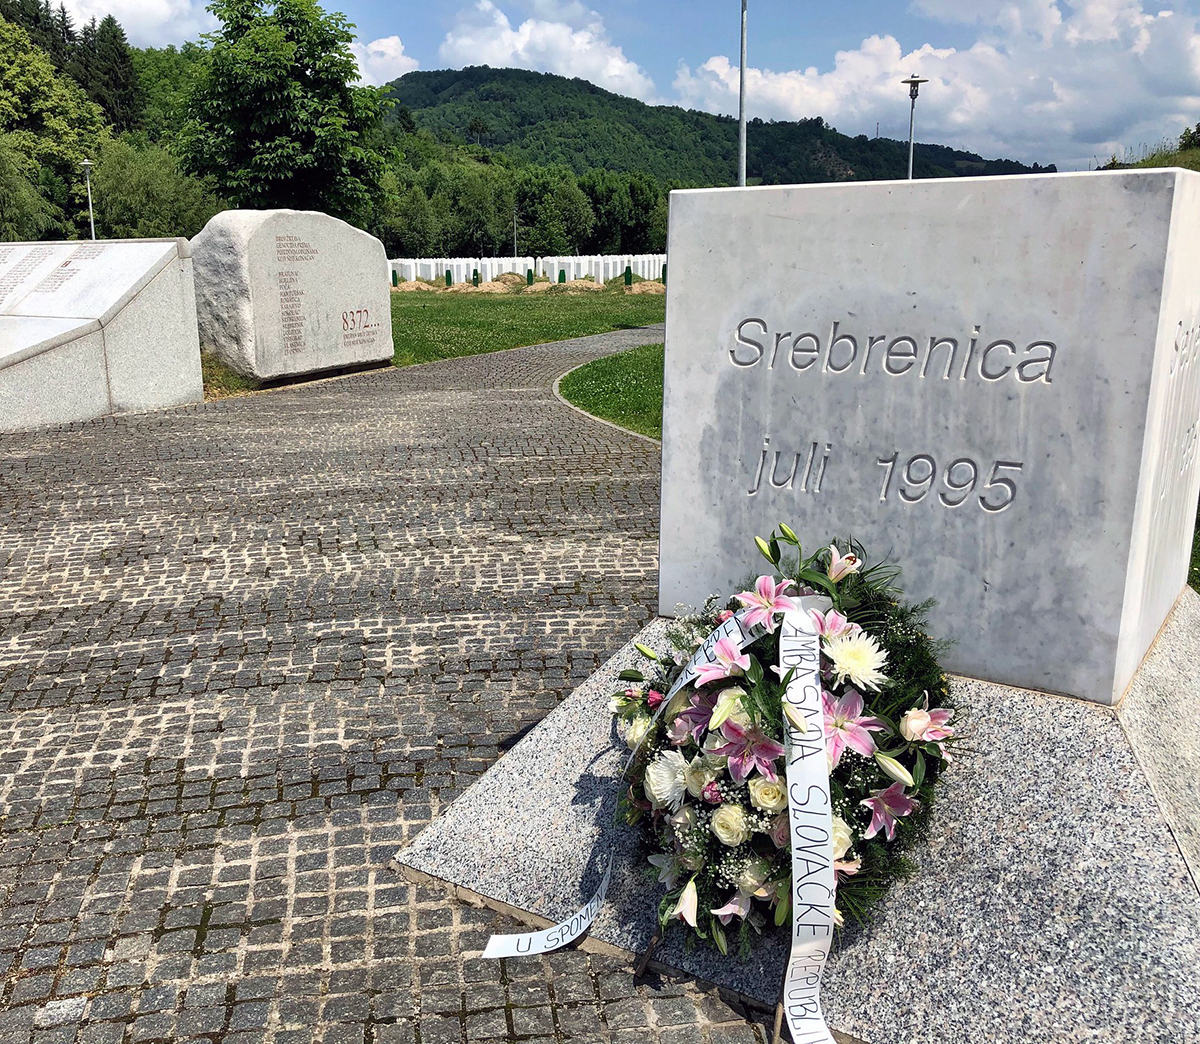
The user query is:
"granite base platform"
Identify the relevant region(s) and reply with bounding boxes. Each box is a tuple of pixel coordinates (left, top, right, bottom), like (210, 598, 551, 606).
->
(393, 590, 1200, 1044)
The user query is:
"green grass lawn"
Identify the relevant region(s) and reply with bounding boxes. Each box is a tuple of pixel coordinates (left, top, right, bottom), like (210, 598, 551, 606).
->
(557, 342, 664, 439)
(389, 291, 665, 367)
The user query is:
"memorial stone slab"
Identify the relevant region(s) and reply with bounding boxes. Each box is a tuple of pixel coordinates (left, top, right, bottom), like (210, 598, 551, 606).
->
(191, 209, 393, 380)
(660, 169, 1200, 704)
(0, 238, 202, 432)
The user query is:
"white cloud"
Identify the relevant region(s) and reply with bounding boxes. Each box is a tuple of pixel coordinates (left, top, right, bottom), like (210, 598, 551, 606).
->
(675, 1, 1200, 169)
(60, 0, 214, 47)
(352, 36, 420, 86)
(439, 0, 657, 101)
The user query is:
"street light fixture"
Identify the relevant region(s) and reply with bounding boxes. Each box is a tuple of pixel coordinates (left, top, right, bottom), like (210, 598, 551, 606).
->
(901, 74, 928, 181)
(81, 158, 95, 240)
(738, 0, 747, 187)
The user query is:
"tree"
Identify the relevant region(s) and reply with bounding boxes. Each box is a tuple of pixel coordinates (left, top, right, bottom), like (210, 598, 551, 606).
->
(131, 42, 205, 143)
(92, 15, 141, 131)
(0, 134, 59, 239)
(0, 17, 107, 234)
(178, 0, 387, 223)
(92, 138, 225, 238)
(515, 165, 593, 254)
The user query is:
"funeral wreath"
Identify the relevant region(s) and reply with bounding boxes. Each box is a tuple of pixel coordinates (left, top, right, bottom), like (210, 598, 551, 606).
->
(612, 525, 956, 954)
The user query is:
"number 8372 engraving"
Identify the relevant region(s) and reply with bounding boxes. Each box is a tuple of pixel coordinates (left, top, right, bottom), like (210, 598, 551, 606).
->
(876, 452, 1023, 512)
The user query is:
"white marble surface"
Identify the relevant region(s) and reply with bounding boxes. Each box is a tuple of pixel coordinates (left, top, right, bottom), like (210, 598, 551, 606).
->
(0, 240, 179, 322)
(192, 209, 393, 379)
(0, 238, 202, 432)
(397, 594, 1200, 1043)
(660, 169, 1200, 704)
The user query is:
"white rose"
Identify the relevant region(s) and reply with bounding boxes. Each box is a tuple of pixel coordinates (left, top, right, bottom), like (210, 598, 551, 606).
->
(626, 715, 653, 750)
(901, 707, 933, 742)
(710, 803, 751, 847)
(684, 755, 720, 797)
(831, 815, 854, 860)
(748, 777, 788, 813)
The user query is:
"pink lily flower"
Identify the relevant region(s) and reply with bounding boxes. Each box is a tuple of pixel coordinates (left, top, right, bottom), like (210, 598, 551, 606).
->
(808, 607, 860, 639)
(900, 694, 955, 744)
(834, 858, 861, 884)
(860, 781, 918, 841)
(827, 543, 861, 582)
(711, 890, 752, 924)
(667, 690, 718, 745)
(735, 575, 797, 632)
(693, 637, 751, 687)
(823, 688, 887, 769)
(710, 718, 786, 783)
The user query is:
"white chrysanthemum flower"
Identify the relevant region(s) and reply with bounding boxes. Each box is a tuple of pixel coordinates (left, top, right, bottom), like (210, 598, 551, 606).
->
(644, 750, 689, 811)
(824, 631, 889, 691)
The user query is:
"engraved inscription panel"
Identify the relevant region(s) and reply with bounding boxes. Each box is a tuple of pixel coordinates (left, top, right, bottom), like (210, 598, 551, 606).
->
(660, 173, 1200, 702)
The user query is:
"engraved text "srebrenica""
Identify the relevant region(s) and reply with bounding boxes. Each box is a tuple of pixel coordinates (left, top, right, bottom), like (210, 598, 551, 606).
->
(731, 318, 1056, 385)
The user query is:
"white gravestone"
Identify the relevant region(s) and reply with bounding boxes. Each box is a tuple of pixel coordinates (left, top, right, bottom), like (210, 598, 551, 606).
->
(660, 169, 1200, 705)
(0, 238, 202, 432)
(191, 209, 393, 380)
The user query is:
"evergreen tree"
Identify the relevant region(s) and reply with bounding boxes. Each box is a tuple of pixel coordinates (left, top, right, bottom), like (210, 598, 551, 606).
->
(93, 15, 141, 131)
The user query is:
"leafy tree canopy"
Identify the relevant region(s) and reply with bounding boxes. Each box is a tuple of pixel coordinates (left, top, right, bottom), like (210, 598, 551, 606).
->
(92, 137, 224, 238)
(178, 0, 386, 222)
(0, 16, 106, 230)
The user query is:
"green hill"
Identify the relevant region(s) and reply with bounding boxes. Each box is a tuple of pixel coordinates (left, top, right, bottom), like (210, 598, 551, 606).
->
(385, 66, 1054, 186)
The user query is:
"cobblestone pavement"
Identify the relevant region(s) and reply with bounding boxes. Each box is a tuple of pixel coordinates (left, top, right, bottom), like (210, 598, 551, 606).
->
(0, 328, 777, 1044)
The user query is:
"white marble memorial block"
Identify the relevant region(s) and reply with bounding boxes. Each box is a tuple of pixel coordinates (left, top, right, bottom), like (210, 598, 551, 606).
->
(660, 169, 1200, 704)
(191, 210, 393, 380)
(0, 238, 202, 432)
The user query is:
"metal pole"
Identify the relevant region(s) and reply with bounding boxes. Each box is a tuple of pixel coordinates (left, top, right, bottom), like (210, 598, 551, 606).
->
(902, 75, 927, 181)
(83, 160, 95, 240)
(513, 209, 517, 258)
(907, 95, 916, 180)
(738, 0, 747, 187)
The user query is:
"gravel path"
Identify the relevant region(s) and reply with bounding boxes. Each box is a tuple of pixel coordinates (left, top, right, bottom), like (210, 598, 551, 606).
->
(0, 327, 776, 1044)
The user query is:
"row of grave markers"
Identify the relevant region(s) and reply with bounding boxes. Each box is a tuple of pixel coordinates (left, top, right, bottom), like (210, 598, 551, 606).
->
(388, 253, 667, 285)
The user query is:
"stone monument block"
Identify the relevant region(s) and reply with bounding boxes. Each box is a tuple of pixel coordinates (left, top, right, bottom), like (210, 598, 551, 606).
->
(0, 238, 202, 432)
(191, 209, 393, 379)
(660, 169, 1200, 704)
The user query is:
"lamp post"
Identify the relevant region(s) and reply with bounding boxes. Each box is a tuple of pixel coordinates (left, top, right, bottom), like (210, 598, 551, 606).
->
(901, 75, 928, 180)
(81, 159, 95, 240)
(738, 0, 747, 187)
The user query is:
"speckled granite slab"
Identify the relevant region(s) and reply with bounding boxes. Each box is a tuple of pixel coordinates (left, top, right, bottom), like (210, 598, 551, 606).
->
(394, 592, 1200, 1044)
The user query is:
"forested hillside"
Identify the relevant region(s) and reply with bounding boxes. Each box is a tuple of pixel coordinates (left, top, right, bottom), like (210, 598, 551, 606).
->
(1, 1, 1052, 254)
(386, 66, 1055, 185)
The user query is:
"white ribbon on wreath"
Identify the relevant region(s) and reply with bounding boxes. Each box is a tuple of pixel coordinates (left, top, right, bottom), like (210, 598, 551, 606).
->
(482, 603, 838, 1044)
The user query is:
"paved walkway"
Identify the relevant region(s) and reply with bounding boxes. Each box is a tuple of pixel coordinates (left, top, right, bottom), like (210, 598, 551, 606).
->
(0, 328, 773, 1044)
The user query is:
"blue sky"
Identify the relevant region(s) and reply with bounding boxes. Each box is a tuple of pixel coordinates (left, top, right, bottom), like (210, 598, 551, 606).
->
(63, 1, 1200, 169)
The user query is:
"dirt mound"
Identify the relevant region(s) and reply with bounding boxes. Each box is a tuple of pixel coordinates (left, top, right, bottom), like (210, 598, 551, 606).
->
(456, 281, 512, 294)
(523, 281, 554, 292)
(495, 271, 526, 286)
(393, 281, 434, 292)
(626, 281, 666, 295)
(563, 279, 605, 292)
